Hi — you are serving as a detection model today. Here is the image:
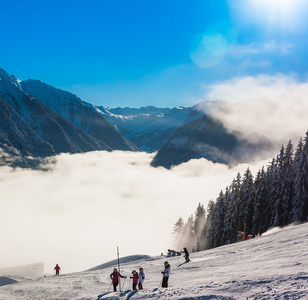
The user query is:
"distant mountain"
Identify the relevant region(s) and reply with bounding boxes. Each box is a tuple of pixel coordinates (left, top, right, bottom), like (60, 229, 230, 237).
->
(151, 114, 273, 169)
(0, 68, 138, 167)
(21, 79, 138, 152)
(0, 97, 56, 168)
(92, 101, 226, 152)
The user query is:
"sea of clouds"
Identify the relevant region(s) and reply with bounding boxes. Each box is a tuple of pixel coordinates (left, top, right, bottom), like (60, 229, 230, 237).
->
(0, 151, 269, 274)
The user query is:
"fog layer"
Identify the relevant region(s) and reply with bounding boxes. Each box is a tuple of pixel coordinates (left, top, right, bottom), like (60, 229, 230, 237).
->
(0, 151, 267, 274)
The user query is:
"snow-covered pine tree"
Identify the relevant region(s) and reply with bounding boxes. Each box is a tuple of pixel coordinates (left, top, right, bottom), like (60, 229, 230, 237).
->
(220, 187, 230, 245)
(252, 167, 268, 235)
(292, 133, 308, 222)
(193, 203, 206, 250)
(173, 217, 184, 248)
(281, 140, 294, 225)
(223, 174, 241, 244)
(241, 168, 255, 235)
(273, 142, 294, 226)
(266, 157, 279, 228)
(180, 215, 195, 251)
(209, 191, 227, 248)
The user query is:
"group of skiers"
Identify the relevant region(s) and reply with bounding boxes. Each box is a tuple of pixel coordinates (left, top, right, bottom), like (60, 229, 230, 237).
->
(54, 248, 189, 291)
(110, 267, 145, 291)
(110, 260, 172, 291)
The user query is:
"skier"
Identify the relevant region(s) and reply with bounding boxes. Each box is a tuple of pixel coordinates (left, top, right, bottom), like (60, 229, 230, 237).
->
(161, 261, 170, 288)
(138, 267, 145, 290)
(54, 264, 61, 276)
(182, 247, 190, 262)
(130, 270, 139, 290)
(110, 268, 126, 292)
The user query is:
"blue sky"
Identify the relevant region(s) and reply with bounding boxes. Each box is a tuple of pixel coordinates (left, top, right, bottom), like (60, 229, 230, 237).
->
(1, 0, 308, 107)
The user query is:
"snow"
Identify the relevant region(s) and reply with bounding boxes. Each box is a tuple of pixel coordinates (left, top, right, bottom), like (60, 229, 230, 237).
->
(0, 223, 307, 299)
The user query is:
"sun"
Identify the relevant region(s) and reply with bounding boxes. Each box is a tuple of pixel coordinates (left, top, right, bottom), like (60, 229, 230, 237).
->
(236, 0, 308, 32)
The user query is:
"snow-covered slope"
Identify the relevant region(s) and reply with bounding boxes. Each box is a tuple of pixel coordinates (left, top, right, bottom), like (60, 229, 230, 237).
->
(21, 79, 138, 152)
(0, 223, 307, 299)
(94, 101, 226, 152)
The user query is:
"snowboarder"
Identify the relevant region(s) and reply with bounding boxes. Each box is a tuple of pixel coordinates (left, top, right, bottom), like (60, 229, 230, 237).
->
(110, 268, 126, 292)
(130, 270, 138, 290)
(182, 247, 190, 262)
(138, 267, 145, 290)
(161, 261, 170, 288)
(54, 264, 61, 276)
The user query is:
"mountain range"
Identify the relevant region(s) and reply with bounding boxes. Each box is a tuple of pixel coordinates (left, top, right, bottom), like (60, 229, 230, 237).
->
(0, 67, 273, 169)
(93, 101, 226, 152)
(0, 68, 137, 167)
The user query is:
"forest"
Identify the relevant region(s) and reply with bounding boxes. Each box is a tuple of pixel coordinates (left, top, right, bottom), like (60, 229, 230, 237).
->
(173, 131, 308, 252)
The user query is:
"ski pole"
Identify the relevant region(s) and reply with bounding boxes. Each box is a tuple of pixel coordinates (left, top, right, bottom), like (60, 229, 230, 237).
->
(108, 281, 112, 292)
(122, 277, 126, 291)
(128, 278, 131, 290)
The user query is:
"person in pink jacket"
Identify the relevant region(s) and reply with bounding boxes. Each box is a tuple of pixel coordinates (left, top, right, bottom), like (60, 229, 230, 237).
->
(130, 270, 139, 290)
(110, 268, 126, 292)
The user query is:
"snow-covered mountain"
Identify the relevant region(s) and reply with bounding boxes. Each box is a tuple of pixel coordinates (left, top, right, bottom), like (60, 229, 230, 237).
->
(0, 68, 138, 167)
(91, 101, 226, 152)
(151, 114, 273, 169)
(0, 223, 307, 299)
(21, 79, 138, 152)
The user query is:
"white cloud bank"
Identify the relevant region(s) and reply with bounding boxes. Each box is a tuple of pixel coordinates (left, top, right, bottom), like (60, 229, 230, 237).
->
(204, 73, 308, 146)
(0, 151, 268, 274)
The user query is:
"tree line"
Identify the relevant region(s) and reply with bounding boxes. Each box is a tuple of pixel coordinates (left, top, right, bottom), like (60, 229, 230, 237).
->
(173, 131, 308, 252)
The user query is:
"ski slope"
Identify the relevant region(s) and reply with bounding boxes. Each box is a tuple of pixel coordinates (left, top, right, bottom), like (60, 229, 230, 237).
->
(0, 223, 307, 299)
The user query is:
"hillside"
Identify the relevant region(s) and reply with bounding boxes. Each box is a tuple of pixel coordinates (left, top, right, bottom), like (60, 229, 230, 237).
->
(151, 114, 273, 169)
(0, 222, 307, 299)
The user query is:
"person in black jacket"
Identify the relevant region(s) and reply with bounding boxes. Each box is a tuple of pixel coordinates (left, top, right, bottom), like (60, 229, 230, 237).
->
(182, 247, 190, 262)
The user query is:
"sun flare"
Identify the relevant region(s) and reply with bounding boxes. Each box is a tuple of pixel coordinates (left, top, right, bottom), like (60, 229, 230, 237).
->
(237, 0, 308, 31)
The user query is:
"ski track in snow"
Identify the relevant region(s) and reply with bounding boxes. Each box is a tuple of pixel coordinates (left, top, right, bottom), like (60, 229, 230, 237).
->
(0, 223, 307, 299)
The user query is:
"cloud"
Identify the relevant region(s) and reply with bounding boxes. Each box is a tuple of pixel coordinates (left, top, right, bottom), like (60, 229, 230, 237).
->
(0, 151, 267, 274)
(205, 73, 308, 146)
(229, 41, 293, 56)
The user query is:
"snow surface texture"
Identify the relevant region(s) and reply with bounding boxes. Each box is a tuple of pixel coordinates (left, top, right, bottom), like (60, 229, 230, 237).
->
(0, 223, 307, 299)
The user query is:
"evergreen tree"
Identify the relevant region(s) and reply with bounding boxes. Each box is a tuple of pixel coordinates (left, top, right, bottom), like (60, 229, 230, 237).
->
(241, 168, 255, 235)
(193, 203, 206, 250)
(200, 200, 215, 250)
(180, 215, 194, 251)
(209, 191, 227, 247)
(220, 187, 230, 245)
(252, 167, 268, 235)
(266, 158, 279, 228)
(223, 174, 242, 244)
(173, 217, 184, 248)
(173, 217, 184, 235)
(273, 146, 285, 226)
(292, 132, 308, 222)
(281, 140, 294, 225)
(194, 203, 206, 235)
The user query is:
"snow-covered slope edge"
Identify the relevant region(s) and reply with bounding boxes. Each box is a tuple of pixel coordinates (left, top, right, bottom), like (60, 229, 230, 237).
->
(0, 222, 307, 299)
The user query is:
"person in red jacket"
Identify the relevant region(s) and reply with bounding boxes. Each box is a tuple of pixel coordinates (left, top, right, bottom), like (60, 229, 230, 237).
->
(110, 268, 126, 292)
(54, 264, 61, 276)
(130, 270, 139, 290)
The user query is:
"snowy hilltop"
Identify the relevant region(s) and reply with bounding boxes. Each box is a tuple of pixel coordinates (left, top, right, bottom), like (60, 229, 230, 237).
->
(0, 222, 307, 299)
